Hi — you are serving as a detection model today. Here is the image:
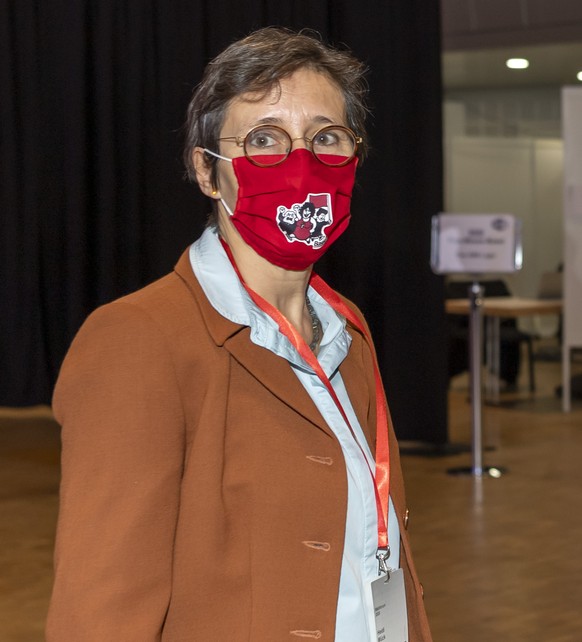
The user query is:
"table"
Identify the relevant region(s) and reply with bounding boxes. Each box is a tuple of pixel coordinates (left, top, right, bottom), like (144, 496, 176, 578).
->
(446, 297, 563, 403)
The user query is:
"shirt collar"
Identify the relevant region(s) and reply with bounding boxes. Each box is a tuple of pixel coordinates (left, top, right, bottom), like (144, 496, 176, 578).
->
(189, 226, 252, 326)
(189, 226, 351, 372)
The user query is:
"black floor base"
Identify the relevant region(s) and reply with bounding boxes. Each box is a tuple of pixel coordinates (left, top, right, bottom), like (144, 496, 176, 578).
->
(447, 465, 507, 477)
(400, 441, 496, 458)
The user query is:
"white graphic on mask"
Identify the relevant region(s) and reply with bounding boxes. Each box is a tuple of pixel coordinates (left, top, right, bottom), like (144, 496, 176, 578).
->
(276, 193, 332, 249)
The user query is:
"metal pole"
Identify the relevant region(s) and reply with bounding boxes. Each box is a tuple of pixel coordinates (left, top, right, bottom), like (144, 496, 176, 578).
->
(448, 280, 506, 478)
(468, 281, 484, 476)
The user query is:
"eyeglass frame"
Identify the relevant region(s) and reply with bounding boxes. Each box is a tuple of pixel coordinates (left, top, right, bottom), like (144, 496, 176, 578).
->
(216, 124, 362, 168)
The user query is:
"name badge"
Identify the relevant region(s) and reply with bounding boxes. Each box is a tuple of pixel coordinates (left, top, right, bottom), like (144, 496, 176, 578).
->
(371, 568, 408, 642)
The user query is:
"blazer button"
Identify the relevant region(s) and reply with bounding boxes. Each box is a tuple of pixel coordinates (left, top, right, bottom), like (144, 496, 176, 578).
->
(403, 509, 410, 530)
(306, 455, 333, 466)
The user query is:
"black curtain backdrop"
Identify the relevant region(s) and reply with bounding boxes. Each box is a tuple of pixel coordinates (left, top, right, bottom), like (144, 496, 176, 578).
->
(1, 1, 447, 443)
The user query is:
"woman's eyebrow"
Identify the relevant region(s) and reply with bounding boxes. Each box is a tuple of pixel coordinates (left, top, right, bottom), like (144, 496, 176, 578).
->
(251, 114, 339, 127)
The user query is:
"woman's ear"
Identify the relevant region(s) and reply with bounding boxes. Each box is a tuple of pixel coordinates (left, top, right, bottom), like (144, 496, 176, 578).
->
(193, 148, 220, 199)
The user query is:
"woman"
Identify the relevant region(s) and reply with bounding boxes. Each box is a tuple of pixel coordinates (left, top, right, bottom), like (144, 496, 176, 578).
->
(47, 27, 432, 642)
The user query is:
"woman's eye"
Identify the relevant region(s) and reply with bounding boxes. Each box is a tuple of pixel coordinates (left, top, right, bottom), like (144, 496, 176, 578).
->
(247, 128, 280, 148)
(251, 135, 274, 147)
(315, 131, 339, 146)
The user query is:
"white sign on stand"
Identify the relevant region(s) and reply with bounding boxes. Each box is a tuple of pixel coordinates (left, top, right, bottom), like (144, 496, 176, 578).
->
(431, 213, 522, 275)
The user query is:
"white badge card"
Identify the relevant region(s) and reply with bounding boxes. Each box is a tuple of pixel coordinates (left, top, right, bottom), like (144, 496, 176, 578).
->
(371, 569, 408, 642)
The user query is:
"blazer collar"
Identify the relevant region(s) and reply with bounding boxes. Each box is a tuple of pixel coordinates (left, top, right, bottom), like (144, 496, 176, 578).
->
(174, 248, 244, 346)
(173, 248, 339, 437)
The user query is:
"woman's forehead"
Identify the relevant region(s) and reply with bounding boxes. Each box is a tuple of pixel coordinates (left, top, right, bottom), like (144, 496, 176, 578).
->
(223, 69, 346, 132)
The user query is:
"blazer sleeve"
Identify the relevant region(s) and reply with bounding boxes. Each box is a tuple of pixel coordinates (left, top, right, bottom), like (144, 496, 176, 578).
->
(46, 300, 185, 641)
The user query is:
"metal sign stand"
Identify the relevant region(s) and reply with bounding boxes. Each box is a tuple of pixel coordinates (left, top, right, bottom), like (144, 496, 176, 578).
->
(431, 213, 522, 478)
(448, 280, 506, 478)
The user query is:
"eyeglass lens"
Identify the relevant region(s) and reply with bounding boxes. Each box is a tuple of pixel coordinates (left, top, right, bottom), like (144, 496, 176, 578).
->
(243, 125, 357, 167)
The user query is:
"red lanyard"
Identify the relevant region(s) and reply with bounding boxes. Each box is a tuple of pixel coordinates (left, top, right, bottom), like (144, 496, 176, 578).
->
(309, 274, 391, 553)
(221, 242, 391, 555)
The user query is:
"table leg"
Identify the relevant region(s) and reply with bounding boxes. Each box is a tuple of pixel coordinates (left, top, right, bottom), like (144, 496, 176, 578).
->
(492, 317, 500, 403)
(485, 316, 501, 404)
(563, 345, 571, 412)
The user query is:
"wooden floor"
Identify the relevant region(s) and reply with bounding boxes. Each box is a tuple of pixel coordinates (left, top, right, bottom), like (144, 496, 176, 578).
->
(1, 349, 581, 641)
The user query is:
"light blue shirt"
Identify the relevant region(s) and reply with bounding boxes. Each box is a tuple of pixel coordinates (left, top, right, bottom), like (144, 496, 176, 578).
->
(189, 227, 400, 642)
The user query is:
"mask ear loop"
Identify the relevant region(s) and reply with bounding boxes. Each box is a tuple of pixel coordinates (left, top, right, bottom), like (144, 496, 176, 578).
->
(204, 148, 232, 163)
(203, 150, 234, 216)
(220, 198, 234, 217)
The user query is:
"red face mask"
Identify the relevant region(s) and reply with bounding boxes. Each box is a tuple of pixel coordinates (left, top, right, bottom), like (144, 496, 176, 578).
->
(218, 149, 358, 271)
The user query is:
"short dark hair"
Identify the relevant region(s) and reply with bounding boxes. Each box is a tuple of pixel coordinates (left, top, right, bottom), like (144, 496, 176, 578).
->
(183, 27, 369, 189)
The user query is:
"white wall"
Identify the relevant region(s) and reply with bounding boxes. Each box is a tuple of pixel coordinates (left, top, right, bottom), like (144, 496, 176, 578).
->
(443, 133, 564, 300)
(562, 87, 582, 410)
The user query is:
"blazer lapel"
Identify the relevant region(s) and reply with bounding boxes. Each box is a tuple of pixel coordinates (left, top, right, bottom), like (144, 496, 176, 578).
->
(174, 248, 334, 437)
(223, 330, 336, 437)
(339, 329, 376, 454)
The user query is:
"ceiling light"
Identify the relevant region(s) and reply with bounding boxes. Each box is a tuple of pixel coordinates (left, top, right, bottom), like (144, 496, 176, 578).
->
(506, 58, 529, 69)
(577, 71, 582, 82)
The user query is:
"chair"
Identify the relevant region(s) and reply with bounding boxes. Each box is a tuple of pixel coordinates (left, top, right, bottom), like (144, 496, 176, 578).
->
(445, 279, 536, 392)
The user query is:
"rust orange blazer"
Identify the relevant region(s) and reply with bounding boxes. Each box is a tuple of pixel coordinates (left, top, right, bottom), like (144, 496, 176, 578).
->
(46, 249, 432, 641)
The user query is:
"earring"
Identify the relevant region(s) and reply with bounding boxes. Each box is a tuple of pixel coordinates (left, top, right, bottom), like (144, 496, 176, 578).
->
(211, 189, 217, 195)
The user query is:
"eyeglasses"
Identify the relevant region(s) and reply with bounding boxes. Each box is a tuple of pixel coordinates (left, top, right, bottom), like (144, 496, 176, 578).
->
(217, 124, 362, 167)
